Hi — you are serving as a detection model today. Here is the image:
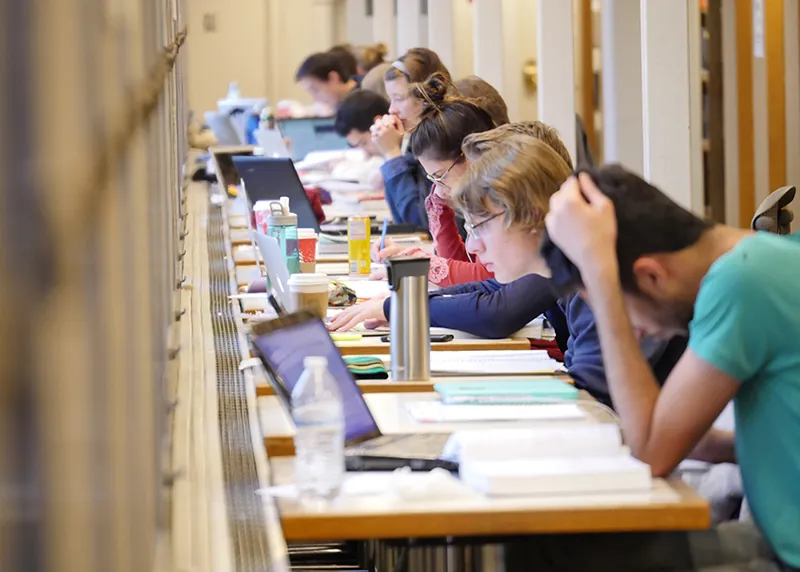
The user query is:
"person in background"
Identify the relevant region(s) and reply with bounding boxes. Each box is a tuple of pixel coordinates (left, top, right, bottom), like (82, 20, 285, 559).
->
(295, 51, 360, 110)
(453, 75, 510, 125)
(327, 44, 360, 81)
(369, 73, 502, 287)
(353, 42, 388, 75)
(514, 165, 800, 572)
(361, 62, 391, 99)
(372, 47, 451, 230)
(332, 90, 389, 189)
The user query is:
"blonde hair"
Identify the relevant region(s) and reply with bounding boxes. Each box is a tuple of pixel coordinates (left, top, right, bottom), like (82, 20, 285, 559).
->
(453, 76, 510, 126)
(354, 43, 389, 73)
(463, 120, 573, 169)
(362, 62, 391, 98)
(451, 138, 572, 232)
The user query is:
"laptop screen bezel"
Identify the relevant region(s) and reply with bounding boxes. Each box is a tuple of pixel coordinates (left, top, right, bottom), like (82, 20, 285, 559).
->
(249, 311, 383, 446)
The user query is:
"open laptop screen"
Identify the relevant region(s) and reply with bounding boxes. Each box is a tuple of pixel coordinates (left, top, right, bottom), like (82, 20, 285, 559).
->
(251, 316, 379, 443)
(231, 156, 321, 232)
(276, 117, 348, 161)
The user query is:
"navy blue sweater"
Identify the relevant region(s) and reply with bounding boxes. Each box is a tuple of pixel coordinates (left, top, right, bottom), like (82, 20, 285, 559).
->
(560, 295, 687, 406)
(380, 274, 687, 408)
(380, 153, 430, 230)
(381, 273, 566, 342)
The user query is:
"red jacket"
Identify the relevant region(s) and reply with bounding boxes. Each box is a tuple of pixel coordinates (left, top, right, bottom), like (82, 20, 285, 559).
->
(416, 192, 494, 287)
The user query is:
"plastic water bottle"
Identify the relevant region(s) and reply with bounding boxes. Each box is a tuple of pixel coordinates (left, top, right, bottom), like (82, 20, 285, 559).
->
(291, 356, 345, 501)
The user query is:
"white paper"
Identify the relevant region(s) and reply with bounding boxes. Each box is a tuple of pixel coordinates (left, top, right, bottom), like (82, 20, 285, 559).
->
(404, 401, 586, 423)
(429, 350, 565, 375)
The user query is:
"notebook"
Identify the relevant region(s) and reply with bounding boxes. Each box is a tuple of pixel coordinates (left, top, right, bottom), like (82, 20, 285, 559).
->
(434, 379, 578, 405)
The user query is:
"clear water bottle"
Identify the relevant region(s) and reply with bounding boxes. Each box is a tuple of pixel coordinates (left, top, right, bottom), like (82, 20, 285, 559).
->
(291, 356, 345, 501)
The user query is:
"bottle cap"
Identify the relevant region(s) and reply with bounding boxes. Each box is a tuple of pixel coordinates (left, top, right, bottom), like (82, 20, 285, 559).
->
(266, 201, 297, 226)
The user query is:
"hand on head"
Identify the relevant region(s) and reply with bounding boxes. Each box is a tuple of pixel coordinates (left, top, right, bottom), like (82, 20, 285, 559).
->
(545, 172, 618, 280)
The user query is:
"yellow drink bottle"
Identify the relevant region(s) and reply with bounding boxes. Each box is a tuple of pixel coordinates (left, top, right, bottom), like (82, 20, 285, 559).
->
(347, 216, 371, 275)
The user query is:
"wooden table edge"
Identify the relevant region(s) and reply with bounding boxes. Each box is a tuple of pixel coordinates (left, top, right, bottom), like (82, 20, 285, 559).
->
(278, 479, 710, 540)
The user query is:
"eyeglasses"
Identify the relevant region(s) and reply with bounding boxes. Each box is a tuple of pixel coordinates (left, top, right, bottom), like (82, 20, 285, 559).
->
(425, 154, 464, 189)
(464, 211, 504, 240)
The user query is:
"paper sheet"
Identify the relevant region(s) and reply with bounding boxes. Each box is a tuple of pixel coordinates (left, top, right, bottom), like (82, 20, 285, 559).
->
(405, 401, 586, 423)
(429, 350, 565, 375)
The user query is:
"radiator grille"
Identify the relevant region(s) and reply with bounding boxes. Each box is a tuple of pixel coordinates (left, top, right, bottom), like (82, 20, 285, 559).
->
(207, 204, 274, 571)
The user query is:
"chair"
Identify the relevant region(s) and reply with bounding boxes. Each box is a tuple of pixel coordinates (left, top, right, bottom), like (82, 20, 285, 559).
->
(751, 185, 796, 234)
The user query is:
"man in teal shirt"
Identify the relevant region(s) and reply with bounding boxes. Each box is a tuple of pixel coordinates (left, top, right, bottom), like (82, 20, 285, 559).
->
(525, 165, 799, 571)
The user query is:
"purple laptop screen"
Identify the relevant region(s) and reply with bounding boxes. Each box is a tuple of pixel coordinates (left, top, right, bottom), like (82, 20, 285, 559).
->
(252, 318, 379, 442)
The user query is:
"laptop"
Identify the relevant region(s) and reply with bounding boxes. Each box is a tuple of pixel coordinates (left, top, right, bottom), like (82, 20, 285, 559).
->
(232, 156, 321, 232)
(251, 230, 292, 310)
(254, 128, 291, 158)
(249, 311, 456, 472)
(204, 111, 243, 145)
(209, 145, 256, 189)
(276, 117, 349, 161)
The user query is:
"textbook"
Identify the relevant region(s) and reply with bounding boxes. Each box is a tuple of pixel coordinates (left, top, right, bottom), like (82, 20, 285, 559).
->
(451, 425, 653, 496)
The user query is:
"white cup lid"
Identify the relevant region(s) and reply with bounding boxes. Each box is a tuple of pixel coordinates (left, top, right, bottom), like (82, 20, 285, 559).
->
(297, 228, 317, 238)
(287, 273, 329, 288)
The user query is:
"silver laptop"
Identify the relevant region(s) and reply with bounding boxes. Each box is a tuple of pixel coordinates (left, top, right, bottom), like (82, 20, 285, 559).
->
(254, 128, 290, 158)
(204, 111, 243, 145)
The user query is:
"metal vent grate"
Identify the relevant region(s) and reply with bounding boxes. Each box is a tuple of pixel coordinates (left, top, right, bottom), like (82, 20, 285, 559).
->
(207, 204, 272, 571)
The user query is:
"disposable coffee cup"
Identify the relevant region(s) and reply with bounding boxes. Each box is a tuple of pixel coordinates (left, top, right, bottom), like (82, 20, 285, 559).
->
(287, 273, 329, 319)
(297, 228, 318, 273)
(253, 200, 272, 234)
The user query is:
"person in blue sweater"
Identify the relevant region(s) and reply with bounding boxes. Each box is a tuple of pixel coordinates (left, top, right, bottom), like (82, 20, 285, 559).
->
(370, 48, 452, 230)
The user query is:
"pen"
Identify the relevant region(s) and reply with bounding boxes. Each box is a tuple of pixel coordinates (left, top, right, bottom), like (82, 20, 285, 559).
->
(379, 218, 389, 251)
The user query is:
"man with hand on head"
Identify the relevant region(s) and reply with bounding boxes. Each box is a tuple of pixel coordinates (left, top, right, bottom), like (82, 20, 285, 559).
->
(522, 165, 800, 571)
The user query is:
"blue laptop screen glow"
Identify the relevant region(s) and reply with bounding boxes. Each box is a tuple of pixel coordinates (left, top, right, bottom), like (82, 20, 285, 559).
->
(253, 318, 378, 442)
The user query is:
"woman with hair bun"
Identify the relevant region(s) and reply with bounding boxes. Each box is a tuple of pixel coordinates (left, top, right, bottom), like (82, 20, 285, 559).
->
(370, 48, 451, 229)
(372, 72, 506, 287)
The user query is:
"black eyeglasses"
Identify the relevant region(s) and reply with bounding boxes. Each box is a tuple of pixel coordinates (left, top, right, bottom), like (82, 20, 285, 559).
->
(425, 154, 464, 189)
(464, 211, 504, 240)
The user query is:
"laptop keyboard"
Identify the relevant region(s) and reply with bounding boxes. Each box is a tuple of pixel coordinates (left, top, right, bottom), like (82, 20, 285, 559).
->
(347, 433, 451, 459)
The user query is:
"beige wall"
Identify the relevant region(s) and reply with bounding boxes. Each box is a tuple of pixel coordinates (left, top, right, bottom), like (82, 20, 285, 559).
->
(186, 0, 337, 114)
(185, 0, 541, 120)
(186, 0, 269, 113)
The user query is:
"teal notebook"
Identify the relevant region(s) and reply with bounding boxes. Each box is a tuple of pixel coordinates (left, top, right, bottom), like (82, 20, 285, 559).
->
(434, 379, 578, 405)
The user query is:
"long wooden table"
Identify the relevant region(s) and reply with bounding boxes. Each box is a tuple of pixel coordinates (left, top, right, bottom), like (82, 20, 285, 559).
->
(268, 457, 709, 540)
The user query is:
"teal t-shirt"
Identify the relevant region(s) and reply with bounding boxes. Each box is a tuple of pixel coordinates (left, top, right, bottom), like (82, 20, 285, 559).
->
(689, 232, 800, 567)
